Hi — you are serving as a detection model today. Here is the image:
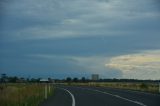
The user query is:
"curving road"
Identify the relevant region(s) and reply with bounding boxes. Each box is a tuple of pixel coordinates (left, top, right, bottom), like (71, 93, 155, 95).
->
(40, 85, 160, 106)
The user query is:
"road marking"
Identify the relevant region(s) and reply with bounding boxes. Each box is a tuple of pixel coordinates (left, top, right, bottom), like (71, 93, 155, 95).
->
(57, 87, 76, 106)
(75, 87, 147, 106)
(92, 86, 160, 97)
(124, 89, 160, 97)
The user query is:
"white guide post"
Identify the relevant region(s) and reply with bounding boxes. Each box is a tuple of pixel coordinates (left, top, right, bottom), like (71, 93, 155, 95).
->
(45, 84, 48, 99)
(49, 84, 51, 93)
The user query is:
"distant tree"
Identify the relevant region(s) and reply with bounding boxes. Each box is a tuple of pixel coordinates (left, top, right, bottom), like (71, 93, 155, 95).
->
(81, 77, 86, 83)
(66, 77, 72, 82)
(1, 74, 6, 78)
(26, 78, 30, 82)
(19, 77, 26, 83)
(14, 76, 19, 81)
(140, 83, 148, 90)
(73, 77, 78, 82)
(37, 78, 41, 82)
(48, 77, 51, 81)
(1, 74, 7, 83)
(9, 76, 18, 83)
(31, 78, 37, 82)
(20, 77, 24, 80)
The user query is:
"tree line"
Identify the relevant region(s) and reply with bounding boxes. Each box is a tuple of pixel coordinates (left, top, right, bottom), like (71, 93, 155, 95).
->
(0, 74, 159, 83)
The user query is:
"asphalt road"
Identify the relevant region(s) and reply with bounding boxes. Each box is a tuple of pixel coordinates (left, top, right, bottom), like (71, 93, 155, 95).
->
(40, 85, 160, 106)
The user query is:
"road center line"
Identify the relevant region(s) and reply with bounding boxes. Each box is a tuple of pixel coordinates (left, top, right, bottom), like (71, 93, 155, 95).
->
(57, 87, 76, 106)
(76, 87, 147, 106)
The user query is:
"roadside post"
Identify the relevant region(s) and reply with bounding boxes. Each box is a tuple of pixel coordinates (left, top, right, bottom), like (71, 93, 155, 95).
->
(45, 84, 48, 99)
(48, 84, 51, 93)
(40, 79, 49, 99)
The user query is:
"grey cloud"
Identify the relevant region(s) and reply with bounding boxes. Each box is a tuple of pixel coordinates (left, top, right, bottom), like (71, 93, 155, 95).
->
(0, 0, 160, 79)
(1, 0, 159, 40)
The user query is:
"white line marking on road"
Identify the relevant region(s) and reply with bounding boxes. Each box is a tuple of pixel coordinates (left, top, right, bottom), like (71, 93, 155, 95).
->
(124, 89, 160, 97)
(57, 87, 76, 106)
(91, 86, 160, 97)
(76, 87, 147, 106)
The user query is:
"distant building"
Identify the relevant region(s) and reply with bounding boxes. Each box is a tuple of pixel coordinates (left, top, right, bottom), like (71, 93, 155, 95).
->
(40, 78, 55, 83)
(40, 79, 49, 83)
(91, 74, 99, 81)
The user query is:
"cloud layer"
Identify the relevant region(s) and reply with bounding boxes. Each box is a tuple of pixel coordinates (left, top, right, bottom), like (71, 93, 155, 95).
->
(1, 0, 160, 40)
(106, 50, 160, 79)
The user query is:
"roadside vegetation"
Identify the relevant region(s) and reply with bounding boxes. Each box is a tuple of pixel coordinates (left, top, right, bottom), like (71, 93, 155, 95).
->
(0, 74, 54, 106)
(68, 82, 159, 93)
(63, 77, 159, 94)
(0, 83, 54, 106)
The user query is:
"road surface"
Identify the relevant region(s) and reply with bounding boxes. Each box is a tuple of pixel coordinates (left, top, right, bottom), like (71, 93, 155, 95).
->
(40, 85, 160, 106)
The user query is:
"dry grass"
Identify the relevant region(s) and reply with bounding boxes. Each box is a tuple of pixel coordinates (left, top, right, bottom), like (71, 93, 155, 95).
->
(70, 82, 159, 93)
(0, 83, 54, 106)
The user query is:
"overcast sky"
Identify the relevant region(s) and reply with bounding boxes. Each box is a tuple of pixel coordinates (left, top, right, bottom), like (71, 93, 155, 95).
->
(0, 0, 160, 79)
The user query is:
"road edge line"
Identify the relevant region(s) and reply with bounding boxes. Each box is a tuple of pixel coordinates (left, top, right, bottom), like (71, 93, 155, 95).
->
(57, 87, 76, 106)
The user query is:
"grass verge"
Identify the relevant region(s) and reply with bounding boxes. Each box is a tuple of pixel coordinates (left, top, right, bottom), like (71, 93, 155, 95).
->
(67, 82, 159, 93)
(0, 83, 54, 106)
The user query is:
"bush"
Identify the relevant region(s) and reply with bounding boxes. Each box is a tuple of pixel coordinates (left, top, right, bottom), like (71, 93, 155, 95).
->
(140, 83, 148, 90)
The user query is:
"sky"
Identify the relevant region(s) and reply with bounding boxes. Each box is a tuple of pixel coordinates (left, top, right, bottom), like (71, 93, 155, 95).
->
(0, 0, 160, 79)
